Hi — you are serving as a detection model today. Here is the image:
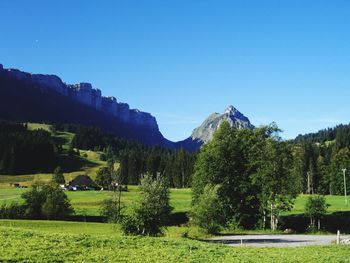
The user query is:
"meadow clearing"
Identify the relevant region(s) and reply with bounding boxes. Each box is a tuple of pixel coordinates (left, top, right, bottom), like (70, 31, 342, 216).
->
(1, 186, 349, 217)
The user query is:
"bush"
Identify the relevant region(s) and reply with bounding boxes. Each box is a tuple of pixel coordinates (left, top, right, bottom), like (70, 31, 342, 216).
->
(0, 203, 26, 219)
(100, 198, 123, 223)
(121, 214, 143, 235)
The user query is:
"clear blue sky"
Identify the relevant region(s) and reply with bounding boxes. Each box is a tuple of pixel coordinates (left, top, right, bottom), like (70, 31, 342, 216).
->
(1, 0, 350, 141)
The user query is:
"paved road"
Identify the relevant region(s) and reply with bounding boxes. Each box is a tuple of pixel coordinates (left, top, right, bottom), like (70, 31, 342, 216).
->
(209, 234, 350, 247)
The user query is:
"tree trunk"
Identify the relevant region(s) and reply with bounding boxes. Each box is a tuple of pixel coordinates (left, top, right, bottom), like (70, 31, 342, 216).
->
(270, 203, 274, 231)
(270, 203, 277, 231)
(318, 219, 321, 230)
(310, 217, 315, 228)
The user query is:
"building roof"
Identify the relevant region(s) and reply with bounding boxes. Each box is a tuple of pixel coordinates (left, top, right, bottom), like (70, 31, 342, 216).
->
(68, 175, 99, 188)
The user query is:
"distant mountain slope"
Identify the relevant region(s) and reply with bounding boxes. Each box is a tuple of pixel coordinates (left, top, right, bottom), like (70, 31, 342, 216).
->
(0, 64, 171, 147)
(295, 123, 350, 148)
(177, 106, 254, 151)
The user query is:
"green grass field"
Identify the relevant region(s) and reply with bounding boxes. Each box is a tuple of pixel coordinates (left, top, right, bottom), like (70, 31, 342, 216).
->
(1, 185, 348, 217)
(0, 219, 349, 262)
(0, 186, 191, 216)
(288, 194, 350, 214)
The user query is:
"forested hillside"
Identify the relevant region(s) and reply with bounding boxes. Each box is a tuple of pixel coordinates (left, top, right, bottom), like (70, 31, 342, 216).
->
(0, 121, 55, 174)
(293, 124, 350, 195)
(59, 124, 196, 188)
(0, 121, 196, 188)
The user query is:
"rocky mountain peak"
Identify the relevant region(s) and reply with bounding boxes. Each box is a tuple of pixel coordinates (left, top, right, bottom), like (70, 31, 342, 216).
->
(224, 105, 237, 114)
(190, 105, 254, 144)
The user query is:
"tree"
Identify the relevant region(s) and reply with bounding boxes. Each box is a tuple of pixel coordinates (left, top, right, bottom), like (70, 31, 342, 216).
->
(192, 122, 298, 230)
(96, 166, 113, 189)
(121, 174, 172, 236)
(329, 148, 350, 195)
(99, 160, 125, 222)
(52, 166, 65, 185)
(191, 184, 223, 234)
(305, 195, 329, 231)
(21, 182, 73, 220)
(41, 183, 73, 220)
(253, 135, 297, 230)
(192, 122, 263, 229)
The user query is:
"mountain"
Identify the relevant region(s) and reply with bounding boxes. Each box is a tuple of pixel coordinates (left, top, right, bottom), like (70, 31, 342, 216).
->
(0, 63, 173, 147)
(177, 106, 254, 151)
(0, 63, 254, 151)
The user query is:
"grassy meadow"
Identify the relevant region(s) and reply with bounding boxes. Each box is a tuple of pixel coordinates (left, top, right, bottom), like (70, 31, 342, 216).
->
(0, 186, 191, 216)
(1, 185, 348, 217)
(1, 219, 350, 262)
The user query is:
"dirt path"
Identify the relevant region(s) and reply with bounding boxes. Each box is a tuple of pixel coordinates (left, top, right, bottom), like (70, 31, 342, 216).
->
(209, 234, 350, 247)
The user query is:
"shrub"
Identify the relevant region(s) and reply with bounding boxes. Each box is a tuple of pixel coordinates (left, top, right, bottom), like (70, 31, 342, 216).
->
(0, 203, 26, 219)
(121, 214, 143, 235)
(100, 198, 123, 223)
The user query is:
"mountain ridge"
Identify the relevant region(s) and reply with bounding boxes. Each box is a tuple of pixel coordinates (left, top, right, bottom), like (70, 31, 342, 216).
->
(0, 63, 254, 151)
(0, 64, 158, 131)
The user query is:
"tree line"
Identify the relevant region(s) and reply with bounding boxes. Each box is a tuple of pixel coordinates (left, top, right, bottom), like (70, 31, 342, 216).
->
(63, 124, 196, 188)
(293, 122, 350, 195)
(0, 121, 55, 174)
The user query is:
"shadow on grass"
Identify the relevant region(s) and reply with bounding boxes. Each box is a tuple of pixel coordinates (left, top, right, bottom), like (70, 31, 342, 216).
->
(168, 212, 189, 226)
(55, 154, 97, 173)
(281, 211, 350, 233)
(207, 238, 309, 245)
(52, 136, 67, 146)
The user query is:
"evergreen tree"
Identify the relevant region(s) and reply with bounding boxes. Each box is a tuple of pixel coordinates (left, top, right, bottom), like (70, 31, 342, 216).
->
(52, 166, 65, 185)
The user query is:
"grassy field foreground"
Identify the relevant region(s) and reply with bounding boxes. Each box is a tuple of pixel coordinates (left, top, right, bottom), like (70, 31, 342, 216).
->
(0, 220, 350, 262)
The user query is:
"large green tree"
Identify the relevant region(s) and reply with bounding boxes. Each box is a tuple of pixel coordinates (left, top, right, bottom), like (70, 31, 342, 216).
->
(192, 122, 297, 230)
(193, 122, 261, 228)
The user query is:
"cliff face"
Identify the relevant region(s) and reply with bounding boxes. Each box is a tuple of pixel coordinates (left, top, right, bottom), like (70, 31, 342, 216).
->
(0, 65, 158, 131)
